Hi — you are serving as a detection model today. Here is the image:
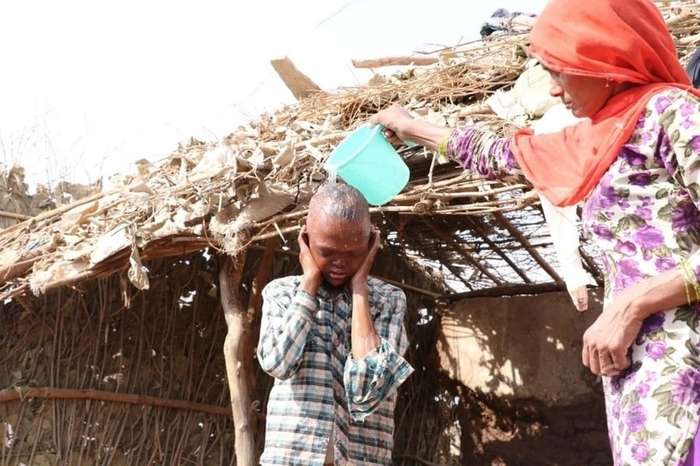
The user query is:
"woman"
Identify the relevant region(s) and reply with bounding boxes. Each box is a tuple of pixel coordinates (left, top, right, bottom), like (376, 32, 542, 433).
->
(371, 0, 700, 464)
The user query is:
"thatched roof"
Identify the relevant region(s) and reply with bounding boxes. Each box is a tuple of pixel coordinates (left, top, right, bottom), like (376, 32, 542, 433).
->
(1, 0, 699, 301)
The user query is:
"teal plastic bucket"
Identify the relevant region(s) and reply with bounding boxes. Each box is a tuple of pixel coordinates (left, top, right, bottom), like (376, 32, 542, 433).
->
(325, 125, 410, 206)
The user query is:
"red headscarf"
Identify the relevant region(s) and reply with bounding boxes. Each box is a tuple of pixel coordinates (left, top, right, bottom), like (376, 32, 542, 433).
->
(510, 0, 700, 206)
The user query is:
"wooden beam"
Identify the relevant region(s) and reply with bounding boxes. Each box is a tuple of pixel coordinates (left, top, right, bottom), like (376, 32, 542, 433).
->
(492, 212, 563, 284)
(389, 219, 471, 290)
(0, 192, 104, 241)
(219, 251, 256, 466)
(243, 239, 275, 446)
(412, 241, 472, 290)
(352, 55, 439, 69)
(579, 247, 604, 286)
(0, 387, 230, 417)
(446, 282, 570, 301)
(467, 218, 531, 283)
(0, 210, 31, 221)
(234, 245, 448, 299)
(421, 219, 503, 285)
(270, 57, 321, 100)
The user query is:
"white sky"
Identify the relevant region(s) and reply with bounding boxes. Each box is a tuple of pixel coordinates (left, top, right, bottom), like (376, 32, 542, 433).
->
(0, 0, 548, 189)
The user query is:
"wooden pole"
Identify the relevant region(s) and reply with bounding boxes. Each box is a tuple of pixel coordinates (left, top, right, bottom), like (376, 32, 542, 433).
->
(492, 212, 564, 284)
(351, 55, 439, 68)
(421, 219, 503, 285)
(0, 387, 230, 416)
(446, 282, 569, 301)
(467, 218, 532, 284)
(219, 251, 255, 466)
(243, 239, 276, 423)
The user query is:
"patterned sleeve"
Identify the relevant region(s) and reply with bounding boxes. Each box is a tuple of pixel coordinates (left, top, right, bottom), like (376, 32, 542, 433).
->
(256, 282, 316, 380)
(447, 125, 522, 179)
(654, 90, 700, 278)
(343, 290, 414, 422)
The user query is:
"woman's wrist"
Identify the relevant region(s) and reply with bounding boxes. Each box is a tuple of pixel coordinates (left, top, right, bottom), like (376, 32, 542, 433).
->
(403, 119, 453, 150)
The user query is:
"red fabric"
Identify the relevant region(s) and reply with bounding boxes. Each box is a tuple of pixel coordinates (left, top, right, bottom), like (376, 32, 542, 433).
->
(510, 0, 700, 206)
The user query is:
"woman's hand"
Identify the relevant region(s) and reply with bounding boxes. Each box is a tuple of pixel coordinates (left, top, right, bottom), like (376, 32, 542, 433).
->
(369, 105, 415, 146)
(582, 285, 644, 377)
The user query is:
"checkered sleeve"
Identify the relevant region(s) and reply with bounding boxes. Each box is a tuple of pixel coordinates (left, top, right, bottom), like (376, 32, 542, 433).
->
(257, 282, 317, 380)
(343, 289, 414, 422)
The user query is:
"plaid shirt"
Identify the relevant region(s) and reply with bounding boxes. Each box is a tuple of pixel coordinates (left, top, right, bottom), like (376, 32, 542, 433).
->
(257, 275, 413, 466)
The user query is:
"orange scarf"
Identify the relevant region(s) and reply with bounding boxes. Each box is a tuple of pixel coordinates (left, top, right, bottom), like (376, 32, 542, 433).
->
(511, 0, 700, 206)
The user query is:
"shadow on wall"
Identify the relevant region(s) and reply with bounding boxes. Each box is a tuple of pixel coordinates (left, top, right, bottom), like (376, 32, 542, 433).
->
(437, 289, 612, 466)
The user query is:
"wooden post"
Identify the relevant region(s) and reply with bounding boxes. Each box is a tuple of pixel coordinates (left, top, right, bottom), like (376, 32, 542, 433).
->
(219, 251, 255, 466)
(219, 240, 276, 465)
(243, 240, 276, 407)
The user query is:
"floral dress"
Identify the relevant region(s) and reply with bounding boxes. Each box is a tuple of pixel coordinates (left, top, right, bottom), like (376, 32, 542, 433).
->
(448, 89, 700, 465)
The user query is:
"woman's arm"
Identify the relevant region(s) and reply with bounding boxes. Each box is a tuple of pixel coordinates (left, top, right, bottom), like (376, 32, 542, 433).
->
(370, 105, 521, 178)
(369, 105, 450, 150)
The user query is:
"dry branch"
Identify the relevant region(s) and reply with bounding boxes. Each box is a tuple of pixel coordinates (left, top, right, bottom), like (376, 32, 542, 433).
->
(352, 56, 439, 68)
(0, 387, 231, 417)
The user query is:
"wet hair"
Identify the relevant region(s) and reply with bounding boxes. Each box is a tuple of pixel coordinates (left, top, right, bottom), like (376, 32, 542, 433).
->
(687, 48, 700, 89)
(309, 183, 370, 224)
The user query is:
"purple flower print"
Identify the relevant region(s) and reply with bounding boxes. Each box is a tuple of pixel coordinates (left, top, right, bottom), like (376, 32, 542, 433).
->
(692, 136, 700, 154)
(671, 202, 700, 233)
(636, 383, 651, 398)
(615, 241, 637, 256)
(612, 400, 621, 418)
(635, 206, 652, 221)
(641, 313, 665, 335)
(656, 132, 676, 172)
(621, 147, 647, 167)
(599, 186, 619, 210)
(681, 101, 695, 118)
(619, 258, 643, 281)
(645, 341, 666, 360)
(592, 224, 614, 240)
(628, 173, 653, 186)
(671, 369, 700, 405)
(624, 404, 647, 433)
(633, 225, 664, 249)
(655, 257, 677, 272)
(655, 95, 673, 114)
(631, 443, 650, 462)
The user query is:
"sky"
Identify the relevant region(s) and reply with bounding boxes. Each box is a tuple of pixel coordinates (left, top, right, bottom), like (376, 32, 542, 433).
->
(0, 0, 549, 190)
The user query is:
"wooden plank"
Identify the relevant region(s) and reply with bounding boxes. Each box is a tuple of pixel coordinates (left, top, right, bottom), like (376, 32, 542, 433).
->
(270, 57, 321, 100)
